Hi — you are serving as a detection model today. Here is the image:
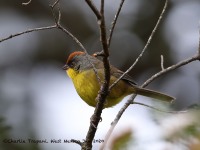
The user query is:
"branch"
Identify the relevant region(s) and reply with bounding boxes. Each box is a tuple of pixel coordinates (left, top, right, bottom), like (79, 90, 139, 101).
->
(108, 0, 125, 47)
(71, 139, 82, 146)
(0, 1, 104, 148)
(160, 55, 165, 70)
(100, 94, 137, 150)
(50, 0, 61, 25)
(22, 0, 32, 5)
(49, 1, 87, 53)
(0, 0, 87, 53)
(50, 0, 60, 8)
(102, 0, 179, 148)
(142, 54, 200, 87)
(82, 0, 111, 150)
(0, 25, 57, 43)
(50, 1, 103, 87)
(132, 102, 187, 114)
(199, 27, 200, 55)
(109, 0, 168, 90)
(85, 0, 101, 20)
(102, 46, 200, 150)
(57, 25, 87, 52)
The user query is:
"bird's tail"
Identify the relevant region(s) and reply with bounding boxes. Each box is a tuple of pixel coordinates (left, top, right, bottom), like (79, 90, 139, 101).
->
(134, 87, 175, 103)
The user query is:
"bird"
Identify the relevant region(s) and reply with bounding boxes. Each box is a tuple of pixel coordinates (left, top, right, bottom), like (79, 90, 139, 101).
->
(63, 51, 175, 108)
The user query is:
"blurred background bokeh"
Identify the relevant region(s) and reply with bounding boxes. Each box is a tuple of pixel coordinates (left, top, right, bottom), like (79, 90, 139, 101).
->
(0, 0, 200, 150)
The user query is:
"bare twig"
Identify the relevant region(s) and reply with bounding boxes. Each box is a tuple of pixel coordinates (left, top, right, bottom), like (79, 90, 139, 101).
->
(109, 0, 168, 90)
(100, 94, 136, 150)
(142, 54, 200, 87)
(102, 1, 170, 148)
(71, 139, 83, 146)
(99, 0, 109, 57)
(57, 4, 62, 25)
(50, 0, 101, 86)
(50, 0, 60, 8)
(0, 1, 104, 148)
(102, 53, 200, 149)
(161, 55, 165, 70)
(22, 0, 32, 5)
(100, 0, 104, 18)
(102, 46, 200, 150)
(132, 102, 187, 114)
(50, 0, 62, 26)
(0, 25, 57, 43)
(1, 0, 100, 100)
(0, 0, 88, 147)
(108, 0, 125, 47)
(85, 0, 101, 20)
(57, 25, 87, 52)
(50, 0, 102, 88)
(199, 27, 200, 55)
(0, 0, 86, 53)
(54, 1, 102, 87)
(49, 1, 87, 52)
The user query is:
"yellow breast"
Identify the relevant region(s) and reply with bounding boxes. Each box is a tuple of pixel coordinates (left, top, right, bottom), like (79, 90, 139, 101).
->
(67, 68, 79, 79)
(66, 68, 133, 108)
(67, 68, 100, 106)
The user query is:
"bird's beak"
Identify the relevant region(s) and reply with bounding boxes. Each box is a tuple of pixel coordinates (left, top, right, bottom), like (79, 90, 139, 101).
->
(62, 64, 69, 70)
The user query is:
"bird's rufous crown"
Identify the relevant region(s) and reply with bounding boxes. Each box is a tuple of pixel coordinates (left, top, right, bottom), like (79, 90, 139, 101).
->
(67, 51, 85, 63)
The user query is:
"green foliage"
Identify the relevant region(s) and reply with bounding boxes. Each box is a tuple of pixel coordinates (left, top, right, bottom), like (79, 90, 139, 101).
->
(110, 129, 133, 150)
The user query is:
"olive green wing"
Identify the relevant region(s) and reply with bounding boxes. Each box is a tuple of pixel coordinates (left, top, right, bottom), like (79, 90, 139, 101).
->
(111, 66, 137, 85)
(111, 66, 175, 103)
(91, 56, 136, 85)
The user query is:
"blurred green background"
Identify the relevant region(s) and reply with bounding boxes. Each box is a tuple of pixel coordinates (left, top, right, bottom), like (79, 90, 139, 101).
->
(0, 0, 200, 150)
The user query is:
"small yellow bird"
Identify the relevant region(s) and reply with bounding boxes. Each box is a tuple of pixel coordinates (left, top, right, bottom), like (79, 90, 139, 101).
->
(63, 51, 175, 108)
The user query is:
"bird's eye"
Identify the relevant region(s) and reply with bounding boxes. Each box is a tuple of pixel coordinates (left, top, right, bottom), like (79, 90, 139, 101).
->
(74, 64, 80, 71)
(69, 62, 75, 68)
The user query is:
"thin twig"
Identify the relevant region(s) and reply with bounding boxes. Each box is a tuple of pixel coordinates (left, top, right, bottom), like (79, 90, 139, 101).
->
(132, 102, 187, 114)
(109, 0, 168, 90)
(0, 25, 57, 43)
(50, 0, 60, 8)
(50, 4, 59, 24)
(1, 0, 98, 88)
(57, 3, 62, 24)
(0, 0, 86, 53)
(199, 26, 200, 55)
(100, 94, 137, 150)
(161, 55, 165, 70)
(57, 24, 87, 52)
(50, 1, 87, 52)
(102, 1, 169, 148)
(50, 0, 61, 25)
(102, 54, 200, 149)
(108, 0, 125, 47)
(100, 0, 104, 17)
(54, 2, 101, 84)
(0, 1, 92, 148)
(58, 26, 87, 52)
(71, 139, 83, 146)
(142, 54, 200, 87)
(99, 0, 109, 57)
(22, 0, 32, 5)
(50, 0, 101, 83)
(51, 0, 102, 87)
(85, 0, 101, 20)
(51, 0, 102, 85)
